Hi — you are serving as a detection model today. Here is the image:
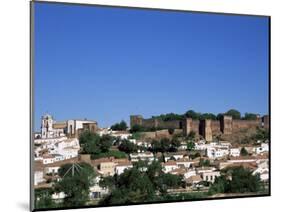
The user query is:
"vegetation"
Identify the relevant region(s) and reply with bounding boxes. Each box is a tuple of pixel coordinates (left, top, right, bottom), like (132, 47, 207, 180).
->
(79, 131, 114, 158)
(99, 161, 183, 205)
(199, 158, 210, 167)
(243, 113, 258, 120)
(253, 127, 269, 141)
(118, 139, 138, 154)
(185, 110, 201, 120)
(225, 109, 241, 120)
(55, 162, 96, 207)
(110, 120, 128, 131)
(209, 166, 261, 194)
(240, 147, 249, 156)
(91, 150, 127, 159)
(186, 141, 195, 151)
(168, 128, 175, 135)
(35, 188, 58, 209)
(150, 138, 181, 153)
(152, 113, 184, 121)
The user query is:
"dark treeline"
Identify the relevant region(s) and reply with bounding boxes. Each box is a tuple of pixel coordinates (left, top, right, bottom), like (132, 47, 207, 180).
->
(151, 109, 261, 121)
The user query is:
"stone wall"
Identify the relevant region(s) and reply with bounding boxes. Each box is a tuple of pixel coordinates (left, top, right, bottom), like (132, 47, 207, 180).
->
(211, 120, 221, 134)
(232, 119, 261, 131)
(130, 115, 182, 130)
(131, 114, 269, 141)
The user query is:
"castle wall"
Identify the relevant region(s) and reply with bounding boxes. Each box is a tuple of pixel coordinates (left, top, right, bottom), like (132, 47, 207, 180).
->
(232, 120, 261, 131)
(191, 120, 200, 134)
(130, 115, 182, 129)
(211, 120, 221, 134)
(263, 115, 269, 129)
(201, 119, 212, 141)
(142, 118, 156, 129)
(131, 114, 269, 140)
(156, 119, 182, 129)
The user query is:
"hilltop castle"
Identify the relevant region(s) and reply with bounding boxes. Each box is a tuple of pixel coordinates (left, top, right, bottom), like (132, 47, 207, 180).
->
(130, 114, 269, 141)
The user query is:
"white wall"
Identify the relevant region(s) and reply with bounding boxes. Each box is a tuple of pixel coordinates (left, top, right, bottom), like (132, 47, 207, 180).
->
(0, 0, 280, 212)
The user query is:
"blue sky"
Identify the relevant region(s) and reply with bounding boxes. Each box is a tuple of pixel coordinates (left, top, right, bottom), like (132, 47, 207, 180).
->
(34, 2, 269, 130)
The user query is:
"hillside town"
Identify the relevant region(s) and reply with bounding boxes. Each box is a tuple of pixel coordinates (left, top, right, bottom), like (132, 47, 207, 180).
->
(33, 110, 269, 209)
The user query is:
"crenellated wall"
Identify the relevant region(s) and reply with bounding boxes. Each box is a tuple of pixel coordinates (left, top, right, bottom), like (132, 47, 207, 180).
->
(130, 115, 182, 130)
(130, 114, 269, 141)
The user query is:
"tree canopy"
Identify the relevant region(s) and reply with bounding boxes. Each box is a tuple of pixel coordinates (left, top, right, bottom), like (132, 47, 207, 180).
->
(55, 162, 96, 207)
(225, 109, 241, 120)
(118, 139, 138, 154)
(110, 120, 128, 131)
(79, 131, 114, 156)
(209, 166, 261, 194)
(99, 161, 183, 205)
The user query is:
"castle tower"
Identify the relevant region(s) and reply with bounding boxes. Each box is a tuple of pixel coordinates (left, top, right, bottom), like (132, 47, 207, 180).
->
(130, 115, 143, 128)
(262, 115, 269, 129)
(183, 118, 193, 136)
(220, 115, 232, 134)
(202, 119, 212, 142)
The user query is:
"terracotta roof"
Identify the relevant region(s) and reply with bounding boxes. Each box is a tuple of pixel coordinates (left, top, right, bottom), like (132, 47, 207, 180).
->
(225, 162, 258, 170)
(186, 175, 202, 183)
(42, 155, 55, 159)
(34, 161, 44, 171)
(170, 168, 187, 175)
(116, 161, 133, 167)
(163, 161, 177, 166)
(229, 154, 268, 161)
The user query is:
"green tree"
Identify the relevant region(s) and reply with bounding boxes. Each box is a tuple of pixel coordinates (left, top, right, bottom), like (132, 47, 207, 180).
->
(118, 139, 138, 154)
(146, 160, 163, 182)
(170, 137, 181, 151)
(216, 113, 224, 120)
(151, 139, 161, 153)
(79, 131, 114, 155)
(254, 127, 269, 141)
(101, 167, 155, 204)
(199, 158, 210, 167)
(209, 166, 261, 194)
(185, 110, 201, 120)
(99, 175, 117, 190)
(199, 113, 216, 120)
(225, 109, 241, 119)
(99, 134, 113, 152)
(186, 141, 195, 151)
(229, 167, 261, 193)
(111, 120, 128, 131)
(160, 138, 171, 153)
(129, 124, 145, 133)
(55, 162, 96, 207)
(240, 147, 249, 156)
(168, 128, 175, 135)
(244, 113, 258, 120)
(34, 188, 57, 209)
(186, 131, 196, 141)
(155, 173, 183, 194)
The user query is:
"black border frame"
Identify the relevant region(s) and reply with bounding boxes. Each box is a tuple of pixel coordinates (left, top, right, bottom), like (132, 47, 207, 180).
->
(30, 1, 271, 211)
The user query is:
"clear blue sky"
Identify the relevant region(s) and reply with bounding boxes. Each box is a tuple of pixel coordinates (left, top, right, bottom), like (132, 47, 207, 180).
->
(34, 2, 269, 130)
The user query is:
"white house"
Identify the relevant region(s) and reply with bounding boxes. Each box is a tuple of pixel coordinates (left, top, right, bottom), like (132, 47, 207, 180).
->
(253, 167, 269, 181)
(207, 147, 229, 159)
(34, 170, 45, 186)
(255, 143, 269, 154)
(162, 161, 178, 173)
(130, 152, 155, 162)
(230, 148, 240, 157)
(115, 162, 133, 175)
